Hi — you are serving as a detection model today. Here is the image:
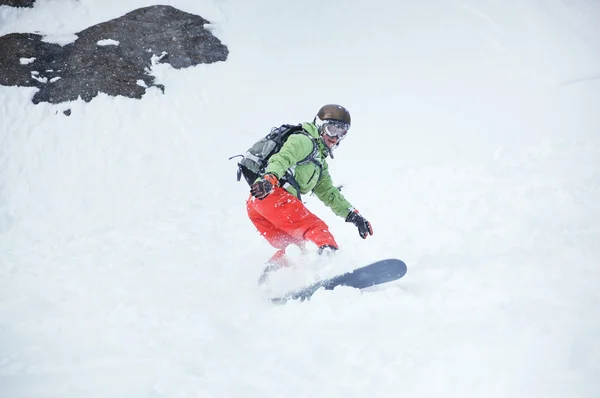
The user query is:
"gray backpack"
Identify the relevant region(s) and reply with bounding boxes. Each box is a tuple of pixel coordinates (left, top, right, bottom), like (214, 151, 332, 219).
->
(232, 124, 320, 197)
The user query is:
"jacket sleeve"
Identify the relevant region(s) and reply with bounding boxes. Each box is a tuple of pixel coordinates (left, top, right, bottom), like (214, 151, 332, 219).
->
(312, 162, 354, 218)
(264, 134, 314, 179)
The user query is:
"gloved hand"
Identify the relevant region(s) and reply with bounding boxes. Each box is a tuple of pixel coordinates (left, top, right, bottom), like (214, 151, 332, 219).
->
(345, 210, 373, 239)
(250, 174, 279, 200)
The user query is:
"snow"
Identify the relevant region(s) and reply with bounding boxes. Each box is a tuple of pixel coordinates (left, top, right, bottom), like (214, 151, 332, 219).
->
(1, 0, 599, 397)
(29, 73, 48, 84)
(40, 34, 79, 46)
(97, 38, 120, 46)
(19, 57, 35, 65)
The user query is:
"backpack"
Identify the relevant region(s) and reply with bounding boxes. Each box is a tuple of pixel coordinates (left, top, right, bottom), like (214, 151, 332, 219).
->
(232, 124, 321, 198)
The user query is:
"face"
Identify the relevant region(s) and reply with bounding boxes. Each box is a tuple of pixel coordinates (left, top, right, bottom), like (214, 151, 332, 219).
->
(322, 132, 342, 149)
(320, 121, 348, 151)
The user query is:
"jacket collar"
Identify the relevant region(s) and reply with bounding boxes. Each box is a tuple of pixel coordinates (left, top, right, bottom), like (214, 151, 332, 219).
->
(302, 122, 330, 158)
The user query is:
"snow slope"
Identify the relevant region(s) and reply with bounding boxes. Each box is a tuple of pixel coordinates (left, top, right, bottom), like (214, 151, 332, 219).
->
(1, 0, 599, 397)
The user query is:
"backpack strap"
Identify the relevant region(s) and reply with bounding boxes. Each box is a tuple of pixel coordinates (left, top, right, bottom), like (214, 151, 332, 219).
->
(296, 130, 323, 182)
(279, 130, 323, 201)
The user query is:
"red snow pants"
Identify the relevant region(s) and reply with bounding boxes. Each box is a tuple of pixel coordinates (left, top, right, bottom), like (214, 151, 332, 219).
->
(247, 187, 338, 263)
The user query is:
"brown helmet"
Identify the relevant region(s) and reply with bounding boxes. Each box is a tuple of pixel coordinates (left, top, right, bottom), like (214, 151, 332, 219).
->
(316, 104, 351, 127)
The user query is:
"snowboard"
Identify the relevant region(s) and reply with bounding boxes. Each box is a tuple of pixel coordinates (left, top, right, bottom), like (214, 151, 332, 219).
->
(270, 258, 407, 304)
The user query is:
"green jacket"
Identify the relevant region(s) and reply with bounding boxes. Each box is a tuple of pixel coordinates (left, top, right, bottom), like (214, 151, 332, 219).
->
(263, 122, 354, 218)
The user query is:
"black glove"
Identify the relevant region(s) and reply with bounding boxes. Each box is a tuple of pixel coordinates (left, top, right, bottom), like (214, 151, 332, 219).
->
(250, 174, 279, 200)
(346, 210, 373, 239)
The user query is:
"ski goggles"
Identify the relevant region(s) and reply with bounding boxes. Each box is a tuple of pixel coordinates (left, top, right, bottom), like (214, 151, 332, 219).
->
(322, 120, 349, 139)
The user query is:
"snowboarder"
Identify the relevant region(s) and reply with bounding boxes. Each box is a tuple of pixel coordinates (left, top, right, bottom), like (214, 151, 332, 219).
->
(245, 104, 373, 275)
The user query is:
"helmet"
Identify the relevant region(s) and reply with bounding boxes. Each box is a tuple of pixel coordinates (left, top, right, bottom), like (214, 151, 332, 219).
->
(314, 104, 351, 155)
(316, 104, 351, 127)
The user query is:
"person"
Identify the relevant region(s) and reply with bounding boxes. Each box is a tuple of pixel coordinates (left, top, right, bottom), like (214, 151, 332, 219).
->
(246, 104, 373, 276)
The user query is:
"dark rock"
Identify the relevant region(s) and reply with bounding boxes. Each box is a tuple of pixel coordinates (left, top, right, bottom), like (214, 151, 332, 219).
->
(0, 5, 228, 104)
(63, 109, 71, 116)
(0, 0, 36, 7)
